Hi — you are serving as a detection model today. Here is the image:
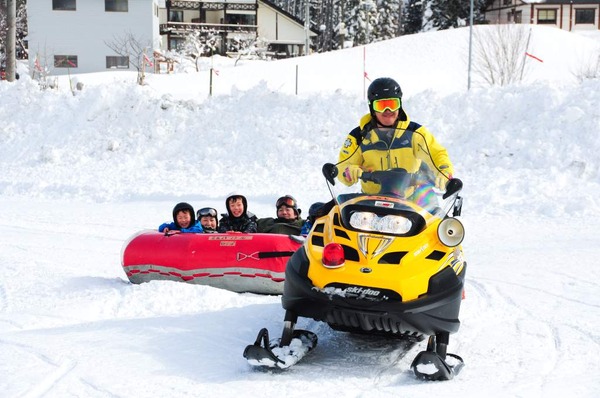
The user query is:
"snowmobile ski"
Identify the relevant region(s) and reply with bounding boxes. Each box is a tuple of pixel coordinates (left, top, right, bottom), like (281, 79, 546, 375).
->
(243, 328, 318, 369)
(410, 335, 465, 381)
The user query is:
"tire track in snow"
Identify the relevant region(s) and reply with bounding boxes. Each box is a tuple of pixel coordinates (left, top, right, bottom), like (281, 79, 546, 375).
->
(0, 281, 7, 313)
(20, 358, 77, 398)
(371, 339, 419, 386)
(478, 277, 600, 309)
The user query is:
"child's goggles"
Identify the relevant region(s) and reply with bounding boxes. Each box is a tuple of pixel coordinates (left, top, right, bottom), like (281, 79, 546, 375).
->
(371, 97, 401, 113)
(276, 196, 296, 209)
(197, 207, 218, 218)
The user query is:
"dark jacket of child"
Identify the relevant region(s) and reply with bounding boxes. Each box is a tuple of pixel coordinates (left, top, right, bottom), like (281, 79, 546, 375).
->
(257, 217, 304, 235)
(217, 194, 257, 233)
(218, 212, 258, 233)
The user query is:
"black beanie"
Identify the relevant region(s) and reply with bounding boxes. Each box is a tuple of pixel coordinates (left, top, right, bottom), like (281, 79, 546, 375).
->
(172, 202, 195, 228)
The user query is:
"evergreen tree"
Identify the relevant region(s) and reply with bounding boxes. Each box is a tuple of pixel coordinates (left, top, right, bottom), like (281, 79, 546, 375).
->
(354, 0, 378, 45)
(0, 0, 27, 60)
(342, 0, 361, 46)
(428, 0, 489, 30)
(403, 0, 424, 35)
(375, 0, 400, 41)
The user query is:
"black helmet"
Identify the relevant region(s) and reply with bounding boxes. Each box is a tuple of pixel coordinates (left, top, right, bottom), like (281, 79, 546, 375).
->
(367, 77, 402, 103)
(307, 201, 326, 223)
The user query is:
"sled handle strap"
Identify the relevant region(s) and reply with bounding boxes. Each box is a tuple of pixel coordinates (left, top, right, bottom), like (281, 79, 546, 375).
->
(258, 251, 295, 259)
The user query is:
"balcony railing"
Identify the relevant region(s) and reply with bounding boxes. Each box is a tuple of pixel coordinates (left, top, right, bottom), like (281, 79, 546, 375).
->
(160, 22, 258, 35)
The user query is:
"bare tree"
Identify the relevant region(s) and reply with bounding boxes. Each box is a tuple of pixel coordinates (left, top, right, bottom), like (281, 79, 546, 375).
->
(572, 51, 600, 83)
(230, 35, 269, 66)
(104, 31, 152, 85)
(180, 29, 221, 71)
(473, 25, 531, 87)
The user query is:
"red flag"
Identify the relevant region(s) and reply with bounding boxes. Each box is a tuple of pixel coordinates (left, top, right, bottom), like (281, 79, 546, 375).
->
(67, 59, 76, 67)
(143, 53, 154, 67)
(34, 57, 42, 72)
(525, 52, 543, 63)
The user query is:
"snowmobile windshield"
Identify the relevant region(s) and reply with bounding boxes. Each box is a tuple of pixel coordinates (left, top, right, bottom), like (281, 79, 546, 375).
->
(324, 162, 459, 219)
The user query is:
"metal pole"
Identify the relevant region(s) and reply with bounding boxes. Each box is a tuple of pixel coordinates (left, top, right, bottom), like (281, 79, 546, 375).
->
(304, 1, 310, 55)
(520, 28, 533, 82)
(467, 0, 473, 90)
(6, 0, 17, 82)
(295, 64, 299, 95)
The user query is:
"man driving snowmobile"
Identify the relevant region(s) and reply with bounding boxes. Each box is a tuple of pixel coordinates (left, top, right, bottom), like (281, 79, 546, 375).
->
(336, 77, 455, 196)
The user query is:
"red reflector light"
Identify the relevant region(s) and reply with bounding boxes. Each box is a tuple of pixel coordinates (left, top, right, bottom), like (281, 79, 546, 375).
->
(322, 243, 345, 268)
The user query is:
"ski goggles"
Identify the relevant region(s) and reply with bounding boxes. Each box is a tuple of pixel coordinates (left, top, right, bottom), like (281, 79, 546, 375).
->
(276, 196, 296, 209)
(371, 97, 401, 113)
(197, 207, 218, 218)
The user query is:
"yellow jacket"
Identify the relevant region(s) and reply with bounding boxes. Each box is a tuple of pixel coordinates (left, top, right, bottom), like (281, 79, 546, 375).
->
(337, 113, 454, 194)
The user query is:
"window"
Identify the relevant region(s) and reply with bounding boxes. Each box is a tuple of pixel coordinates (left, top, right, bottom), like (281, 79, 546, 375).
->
(105, 0, 128, 12)
(53, 0, 76, 11)
(169, 10, 183, 22)
(514, 11, 522, 24)
(226, 13, 256, 26)
(54, 55, 78, 68)
(106, 56, 129, 69)
(575, 9, 595, 24)
(537, 9, 557, 24)
(169, 37, 185, 51)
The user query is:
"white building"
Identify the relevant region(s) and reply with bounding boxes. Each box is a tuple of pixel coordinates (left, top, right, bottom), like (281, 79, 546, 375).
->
(27, 0, 316, 76)
(485, 0, 600, 32)
(27, 0, 162, 75)
(160, 0, 316, 58)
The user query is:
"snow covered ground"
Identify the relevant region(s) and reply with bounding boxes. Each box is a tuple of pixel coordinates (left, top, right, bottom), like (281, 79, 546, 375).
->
(1, 25, 600, 397)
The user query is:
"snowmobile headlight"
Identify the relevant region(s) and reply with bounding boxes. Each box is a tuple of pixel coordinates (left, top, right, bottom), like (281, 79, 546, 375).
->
(349, 211, 376, 229)
(349, 212, 412, 234)
(378, 215, 412, 234)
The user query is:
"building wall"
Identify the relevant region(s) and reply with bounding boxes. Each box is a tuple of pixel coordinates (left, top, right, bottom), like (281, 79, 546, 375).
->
(485, 1, 599, 32)
(28, 0, 161, 75)
(257, 3, 307, 42)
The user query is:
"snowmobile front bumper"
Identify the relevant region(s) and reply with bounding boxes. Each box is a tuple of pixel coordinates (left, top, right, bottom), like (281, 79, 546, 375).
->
(282, 249, 466, 337)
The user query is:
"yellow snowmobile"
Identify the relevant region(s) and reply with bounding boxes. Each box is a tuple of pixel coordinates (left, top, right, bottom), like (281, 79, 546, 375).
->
(244, 162, 466, 381)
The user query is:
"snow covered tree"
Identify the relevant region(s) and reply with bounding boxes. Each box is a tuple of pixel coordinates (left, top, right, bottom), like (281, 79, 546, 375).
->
(403, 0, 424, 35)
(314, 0, 339, 52)
(353, 0, 378, 45)
(229, 35, 270, 65)
(427, 0, 470, 29)
(179, 30, 221, 71)
(375, 0, 400, 41)
(0, 0, 27, 61)
(428, 0, 490, 30)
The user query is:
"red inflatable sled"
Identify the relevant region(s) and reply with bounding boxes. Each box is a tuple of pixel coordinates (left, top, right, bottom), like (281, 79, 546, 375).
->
(121, 231, 303, 295)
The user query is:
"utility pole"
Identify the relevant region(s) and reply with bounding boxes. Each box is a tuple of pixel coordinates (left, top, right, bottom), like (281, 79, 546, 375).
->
(6, 0, 17, 81)
(467, 0, 473, 90)
(304, 0, 310, 55)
